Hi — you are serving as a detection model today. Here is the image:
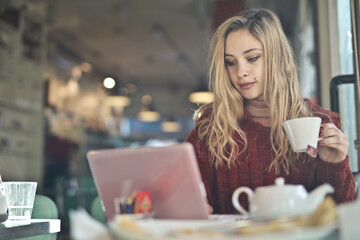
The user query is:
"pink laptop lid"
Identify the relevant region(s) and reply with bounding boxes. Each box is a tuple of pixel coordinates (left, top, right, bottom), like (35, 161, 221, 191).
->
(87, 142, 209, 220)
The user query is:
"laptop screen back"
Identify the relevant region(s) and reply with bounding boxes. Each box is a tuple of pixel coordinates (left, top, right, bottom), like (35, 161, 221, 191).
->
(87, 142, 209, 220)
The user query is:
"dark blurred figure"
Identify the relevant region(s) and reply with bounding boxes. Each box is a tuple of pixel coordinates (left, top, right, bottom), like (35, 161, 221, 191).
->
(44, 134, 78, 189)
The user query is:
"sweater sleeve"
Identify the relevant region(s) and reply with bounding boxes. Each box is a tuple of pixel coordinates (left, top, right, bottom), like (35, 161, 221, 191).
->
(314, 109, 356, 203)
(187, 129, 218, 211)
(316, 157, 355, 203)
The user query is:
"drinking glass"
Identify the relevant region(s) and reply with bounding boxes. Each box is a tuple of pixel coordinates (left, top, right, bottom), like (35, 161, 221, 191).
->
(3, 182, 37, 221)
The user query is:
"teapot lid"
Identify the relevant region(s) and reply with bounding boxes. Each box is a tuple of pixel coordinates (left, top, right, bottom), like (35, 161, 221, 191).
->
(254, 177, 308, 202)
(258, 177, 304, 191)
(275, 177, 285, 186)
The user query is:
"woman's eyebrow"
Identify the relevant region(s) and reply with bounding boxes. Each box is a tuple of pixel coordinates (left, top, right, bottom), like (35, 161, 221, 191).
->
(243, 48, 263, 54)
(224, 48, 263, 57)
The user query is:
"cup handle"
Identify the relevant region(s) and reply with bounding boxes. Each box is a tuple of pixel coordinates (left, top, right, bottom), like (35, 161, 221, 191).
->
(231, 187, 253, 216)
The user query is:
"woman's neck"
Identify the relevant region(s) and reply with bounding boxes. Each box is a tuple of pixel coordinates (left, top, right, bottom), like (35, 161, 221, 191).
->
(245, 98, 271, 127)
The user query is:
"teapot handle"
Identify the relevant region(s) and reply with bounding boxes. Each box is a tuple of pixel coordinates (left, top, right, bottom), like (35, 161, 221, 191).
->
(231, 187, 253, 217)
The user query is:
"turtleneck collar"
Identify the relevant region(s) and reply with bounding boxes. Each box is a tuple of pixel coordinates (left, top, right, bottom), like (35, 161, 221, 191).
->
(245, 98, 271, 127)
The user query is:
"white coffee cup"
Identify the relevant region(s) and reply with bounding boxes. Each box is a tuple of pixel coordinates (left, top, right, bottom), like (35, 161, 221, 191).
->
(282, 117, 322, 152)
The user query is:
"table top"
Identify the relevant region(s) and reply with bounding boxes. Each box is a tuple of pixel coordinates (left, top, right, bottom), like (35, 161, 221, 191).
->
(109, 216, 340, 240)
(0, 219, 61, 240)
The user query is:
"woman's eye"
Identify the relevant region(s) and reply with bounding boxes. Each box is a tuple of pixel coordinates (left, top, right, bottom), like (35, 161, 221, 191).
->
(225, 60, 236, 67)
(248, 56, 260, 63)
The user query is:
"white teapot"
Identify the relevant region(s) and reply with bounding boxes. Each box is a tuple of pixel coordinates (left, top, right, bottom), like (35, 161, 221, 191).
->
(231, 177, 334, 219)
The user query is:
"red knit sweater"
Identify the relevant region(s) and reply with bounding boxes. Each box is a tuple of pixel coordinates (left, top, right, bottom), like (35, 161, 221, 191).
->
(187, 101, 356, 214)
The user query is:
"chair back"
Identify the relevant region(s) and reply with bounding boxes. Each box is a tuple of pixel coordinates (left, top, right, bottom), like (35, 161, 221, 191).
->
(32, 195, 59, 219)
(90, 195, 107, 224)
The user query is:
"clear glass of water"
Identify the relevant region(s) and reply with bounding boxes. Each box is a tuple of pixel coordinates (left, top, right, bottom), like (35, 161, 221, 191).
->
(3, 182, 37, 221)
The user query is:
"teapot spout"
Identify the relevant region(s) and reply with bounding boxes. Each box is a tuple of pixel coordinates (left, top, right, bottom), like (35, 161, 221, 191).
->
(307, 183, 334, 213)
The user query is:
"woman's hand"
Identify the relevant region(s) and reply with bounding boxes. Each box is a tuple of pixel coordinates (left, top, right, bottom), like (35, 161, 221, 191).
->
(317, 123, 349, 163)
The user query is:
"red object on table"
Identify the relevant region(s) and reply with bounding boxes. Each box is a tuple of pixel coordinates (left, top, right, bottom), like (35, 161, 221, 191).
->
(133, 191, 152, 214)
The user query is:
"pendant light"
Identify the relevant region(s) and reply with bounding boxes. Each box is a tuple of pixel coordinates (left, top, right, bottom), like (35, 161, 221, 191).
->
(189, 79, 213, 104)
(161, 116, 181, 132)
(137, 95, 161, 122)
(105, 95, 131, 108)
(104, 77, 131, 107)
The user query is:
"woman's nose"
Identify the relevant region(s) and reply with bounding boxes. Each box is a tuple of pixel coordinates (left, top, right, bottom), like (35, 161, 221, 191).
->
(237, 65, 248, 78)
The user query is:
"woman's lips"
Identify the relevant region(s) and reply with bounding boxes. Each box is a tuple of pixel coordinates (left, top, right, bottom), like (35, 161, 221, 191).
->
(239, 82, 255, 89)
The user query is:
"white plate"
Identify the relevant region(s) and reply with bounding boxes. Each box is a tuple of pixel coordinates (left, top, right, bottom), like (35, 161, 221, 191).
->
(109, 217, 337, 240)
(234, 222, 338, 240)
(247, 210, 313, 222)
(109, 219, 231, 240)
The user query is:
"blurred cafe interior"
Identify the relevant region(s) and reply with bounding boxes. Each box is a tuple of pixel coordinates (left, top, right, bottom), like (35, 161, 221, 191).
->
(0, 0, 359, 238)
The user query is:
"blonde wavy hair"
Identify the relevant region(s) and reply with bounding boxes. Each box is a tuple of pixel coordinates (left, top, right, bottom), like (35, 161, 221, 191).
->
(194, 9, 314, 174)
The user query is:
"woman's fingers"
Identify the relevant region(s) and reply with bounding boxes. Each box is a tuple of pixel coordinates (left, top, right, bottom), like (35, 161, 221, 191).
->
(319, 124, 348, 142)
(319, 134, 348, 147)
(317, 123, 349, 163)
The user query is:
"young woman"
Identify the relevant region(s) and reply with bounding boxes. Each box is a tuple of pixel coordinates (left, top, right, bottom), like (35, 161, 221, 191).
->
(187, 9, 355, 214)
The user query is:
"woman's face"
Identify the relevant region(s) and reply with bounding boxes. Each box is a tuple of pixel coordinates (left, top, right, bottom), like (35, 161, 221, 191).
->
(224, 29, 265, 100)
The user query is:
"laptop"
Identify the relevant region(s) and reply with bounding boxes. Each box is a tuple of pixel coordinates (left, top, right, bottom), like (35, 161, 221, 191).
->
(87, 142, 209, 220)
